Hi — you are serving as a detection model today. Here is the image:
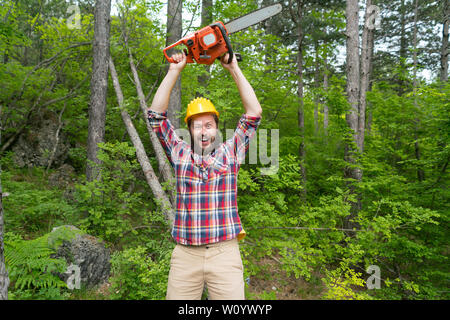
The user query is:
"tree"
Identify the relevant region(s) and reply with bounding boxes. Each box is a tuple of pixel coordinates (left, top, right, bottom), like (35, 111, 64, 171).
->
(341, 0, 375, 224)
(441, 0, 449, 82)
(0, 107, 9, 300)
(344, 0, 362, 226)
(120, 22, 177, 205)
(0, 169, 9, 301)
(197, 0, 213, 92)
(288, 0, 307, 199)
(86, 0, 112, 181)
(358, 0, 375, 153)
(323, 55, 329, 134)
(412, 0, 425, 182)
(372, 0, 441, 89)
(109, 57, 175, 227)
(165, 0, 182, 129)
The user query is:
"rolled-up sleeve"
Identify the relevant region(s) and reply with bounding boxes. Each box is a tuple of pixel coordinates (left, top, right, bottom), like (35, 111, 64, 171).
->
(147, 109, 185, 166)
(225, 114, 261, 165)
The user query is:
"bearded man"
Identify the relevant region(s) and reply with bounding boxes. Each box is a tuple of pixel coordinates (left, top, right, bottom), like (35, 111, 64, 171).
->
(148, 52, 262, 300)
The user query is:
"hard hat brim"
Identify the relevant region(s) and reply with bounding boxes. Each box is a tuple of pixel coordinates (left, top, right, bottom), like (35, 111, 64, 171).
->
(185, 111, 219, 124)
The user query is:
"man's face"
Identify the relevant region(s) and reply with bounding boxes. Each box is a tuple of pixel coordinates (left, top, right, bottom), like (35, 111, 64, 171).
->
(189, 113, 217, 155)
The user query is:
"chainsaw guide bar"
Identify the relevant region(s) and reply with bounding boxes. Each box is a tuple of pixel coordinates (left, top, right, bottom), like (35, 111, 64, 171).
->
(224, 3, 283, 35)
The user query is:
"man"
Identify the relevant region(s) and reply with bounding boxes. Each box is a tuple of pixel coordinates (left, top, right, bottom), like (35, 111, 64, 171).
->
(148, 51, 262, 300)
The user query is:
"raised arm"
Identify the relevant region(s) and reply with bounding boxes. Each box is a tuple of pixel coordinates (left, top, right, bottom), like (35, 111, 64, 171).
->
(149, 52, 187, 113)
(220, 53, 263, 118)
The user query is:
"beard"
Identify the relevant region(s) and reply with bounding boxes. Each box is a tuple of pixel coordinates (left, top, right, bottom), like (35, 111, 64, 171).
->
(191, 134, 217, 156)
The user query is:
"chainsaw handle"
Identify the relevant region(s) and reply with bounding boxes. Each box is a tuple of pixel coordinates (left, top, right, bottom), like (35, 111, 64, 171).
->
(163, 40, 192, 64)
(211, 22, 234, 64)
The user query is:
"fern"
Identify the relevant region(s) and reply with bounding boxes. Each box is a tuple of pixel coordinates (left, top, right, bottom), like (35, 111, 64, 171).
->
(5, 235, 51, 267)
(5, 233, 68, 297)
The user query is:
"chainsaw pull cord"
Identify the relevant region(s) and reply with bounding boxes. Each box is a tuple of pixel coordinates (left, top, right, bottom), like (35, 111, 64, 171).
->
(210, 22, 234, 64)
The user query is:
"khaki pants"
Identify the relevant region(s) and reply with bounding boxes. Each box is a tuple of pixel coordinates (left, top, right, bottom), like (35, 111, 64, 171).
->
(166, 238, 245, 300)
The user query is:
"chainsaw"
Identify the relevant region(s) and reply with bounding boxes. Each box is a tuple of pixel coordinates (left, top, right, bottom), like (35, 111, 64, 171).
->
(163, 3, 282, 65)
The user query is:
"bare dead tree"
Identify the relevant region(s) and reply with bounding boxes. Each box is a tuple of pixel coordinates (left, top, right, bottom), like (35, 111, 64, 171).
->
(122, 36, 177, 206)
(109, 57, 175, 227)
(46, 102, 67, 172)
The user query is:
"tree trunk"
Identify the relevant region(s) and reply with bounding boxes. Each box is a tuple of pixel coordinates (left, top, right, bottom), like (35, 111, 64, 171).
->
(412, 0, 425, 182)
(314, 40, 320, 134)
(366, 26, 375, 135)
(86, 0, 111, 182)
(197, 0, 213, 92)
(441, 0, 449, 82)
(109, 57, 175, 227)
(358, 0, 373, 154)
(263, 0, 274, 66)
(0, 110, 9, 300)
(323, 56, 329, 135)
(345, 0, 361, 157)
(398, 0, 407, 94)
(292, 0, 307, 199)
(0, 180, 8, 300)
(46, 103, 67, 172)
(166, 0, 182, 129)
(124, 38, 177, 206)
(344, 0, 362, 228)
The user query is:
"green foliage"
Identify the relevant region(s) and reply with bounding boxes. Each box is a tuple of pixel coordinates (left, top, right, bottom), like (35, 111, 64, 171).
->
(74, 141, 152, 243)
(67, 147, 87, 173)
(109, 241, 173, 300)
(2, 169, 78, 234)
(246, 289, 277, 300)
(4, 232, 68, 300)
(239, 138, 448, 300)
(321, 262, 373, 300)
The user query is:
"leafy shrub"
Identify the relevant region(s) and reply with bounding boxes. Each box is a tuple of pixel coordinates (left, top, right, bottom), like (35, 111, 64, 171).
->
(67, 147, 87, 173)
(109, 240, 173, 300)
(321, 262, 373, 300)
(74, 141, 151, 243)
(237, 149, 448, 300)
(2, 169, 78, 234)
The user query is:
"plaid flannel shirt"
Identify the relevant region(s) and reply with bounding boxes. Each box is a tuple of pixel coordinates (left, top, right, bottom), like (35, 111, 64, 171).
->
(148, 109, 261, 245)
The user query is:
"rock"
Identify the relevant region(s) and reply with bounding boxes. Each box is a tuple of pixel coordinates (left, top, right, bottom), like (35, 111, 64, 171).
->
(49, 225, 110, 289)
(12, 112, 70, 168)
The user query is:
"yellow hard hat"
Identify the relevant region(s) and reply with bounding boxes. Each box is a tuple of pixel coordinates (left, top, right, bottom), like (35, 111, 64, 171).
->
(185, 97, 219, 123)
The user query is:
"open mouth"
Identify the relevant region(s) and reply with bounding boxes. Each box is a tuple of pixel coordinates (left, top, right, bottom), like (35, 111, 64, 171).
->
(201, 137, 210, 146)
(197, 135, 215, 150)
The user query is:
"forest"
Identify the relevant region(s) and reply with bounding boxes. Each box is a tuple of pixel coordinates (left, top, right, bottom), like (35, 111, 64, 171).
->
(0, 0, 448, 300)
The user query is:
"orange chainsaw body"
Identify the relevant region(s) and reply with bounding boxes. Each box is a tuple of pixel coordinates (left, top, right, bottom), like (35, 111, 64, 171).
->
(163, 21, 232, 65)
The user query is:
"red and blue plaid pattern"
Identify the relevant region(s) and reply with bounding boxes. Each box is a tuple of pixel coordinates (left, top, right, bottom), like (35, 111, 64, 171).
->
(148, 109, 261, 245)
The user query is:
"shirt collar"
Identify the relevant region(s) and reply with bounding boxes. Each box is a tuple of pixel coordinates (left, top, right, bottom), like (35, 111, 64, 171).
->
(190, 146, 216, 167)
